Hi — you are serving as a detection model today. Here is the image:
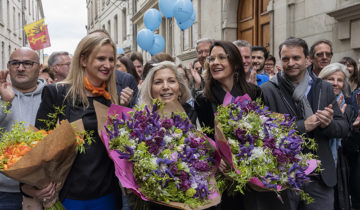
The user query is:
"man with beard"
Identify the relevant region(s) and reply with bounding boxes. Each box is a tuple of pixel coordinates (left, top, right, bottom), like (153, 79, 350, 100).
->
(261, 37, 348, 209)
(308, 40, 333, 76)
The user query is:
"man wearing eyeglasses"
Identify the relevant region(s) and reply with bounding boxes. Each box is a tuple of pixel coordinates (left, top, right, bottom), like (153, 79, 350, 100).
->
(0, 47, 47, 209)
(190, 38, 214, 92)
(308, 40, 333, 76)
(48, 51, 71, 82)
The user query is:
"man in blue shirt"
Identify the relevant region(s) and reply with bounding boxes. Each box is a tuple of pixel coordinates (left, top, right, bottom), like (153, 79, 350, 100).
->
(252, 46, 269, 86)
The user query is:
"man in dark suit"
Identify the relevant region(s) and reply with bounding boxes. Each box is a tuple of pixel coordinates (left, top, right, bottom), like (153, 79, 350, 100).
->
(261, 37, 349, 209)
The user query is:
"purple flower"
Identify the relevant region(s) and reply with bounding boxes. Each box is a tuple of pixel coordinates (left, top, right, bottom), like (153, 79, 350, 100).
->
(116, 146, 133, 159)
(180, 180, 191, 191)
(189, 138, 200, 148)
(179, 171, 189, 181)
(193, 160, 210, 172)
(263, 137, 276, 149)
(235, 128, 247, 144)
(180, 146, 197, 162)
(170, 152, 178, 162)
(288, 163, 309, 189)
(161, 119, 174, 129)
(273, 149, 288, 164)
(230, 109, 242, 121)
(261, 173, 280, 190)
(170, 164, 178, 176)
(195, 183, 209, 199)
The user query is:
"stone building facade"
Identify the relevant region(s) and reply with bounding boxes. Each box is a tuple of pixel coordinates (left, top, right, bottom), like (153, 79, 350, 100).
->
(86, 0, 360, 65)
(0, 0, 44, 69)
(86, 0, 133, 53)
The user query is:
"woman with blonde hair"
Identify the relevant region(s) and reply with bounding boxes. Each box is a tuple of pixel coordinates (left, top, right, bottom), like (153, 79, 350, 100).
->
(138, 61, 196, 124)
(22, 33, 122, 209)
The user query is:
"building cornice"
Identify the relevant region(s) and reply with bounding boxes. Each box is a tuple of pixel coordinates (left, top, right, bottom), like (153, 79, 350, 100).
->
(327, 2, 360, 21)
(131, 0, 157, 24)
(177, 50, 197, 61)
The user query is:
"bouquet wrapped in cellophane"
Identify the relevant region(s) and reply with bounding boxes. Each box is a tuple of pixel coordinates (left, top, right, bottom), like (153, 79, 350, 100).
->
(97, 100, 221, 209)
(215, 93, 320, 203)
(0, 117, 89, 209)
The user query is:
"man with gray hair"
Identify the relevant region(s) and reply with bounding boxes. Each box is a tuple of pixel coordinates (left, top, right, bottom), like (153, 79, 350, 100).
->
(233, 40, 258, 85)
(190, 38, 214, 91)
(308, 39, 333, 77)
(196, 38, 214, 69)
(48, 51, 71, 82)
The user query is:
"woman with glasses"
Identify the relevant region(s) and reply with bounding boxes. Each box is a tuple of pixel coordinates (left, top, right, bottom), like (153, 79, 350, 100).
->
(195, 40, 262, 136)
(195, 40, 263, 209)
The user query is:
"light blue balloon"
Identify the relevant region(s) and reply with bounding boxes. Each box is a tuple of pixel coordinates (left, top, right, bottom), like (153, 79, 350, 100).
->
(173, 0, 194, 23)
(137, 29, 154, 51)
(159, 0, 176, 18)
(177, 11, 195, 30)
(149, 34, 165, 56)
(144, 9, 162, 31)
(116, 47, 125, 55)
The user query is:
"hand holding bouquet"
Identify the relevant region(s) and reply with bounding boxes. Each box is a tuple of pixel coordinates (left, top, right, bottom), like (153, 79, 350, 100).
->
(100, 101, 221, 209)
(215, 93, 319, 203)
(0, 118, 90, 209)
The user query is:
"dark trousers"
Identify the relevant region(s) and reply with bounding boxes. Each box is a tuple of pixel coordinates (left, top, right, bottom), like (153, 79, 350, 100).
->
(288, 178, 334, 210)
(219, 188, 291, 210)
(0, 192, 22, 210)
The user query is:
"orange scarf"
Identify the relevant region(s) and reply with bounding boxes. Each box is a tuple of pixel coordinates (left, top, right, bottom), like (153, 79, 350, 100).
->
(84, 77, 111, 100)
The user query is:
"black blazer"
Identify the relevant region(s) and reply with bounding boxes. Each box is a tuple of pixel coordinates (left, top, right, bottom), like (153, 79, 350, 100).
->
(261, 74, 350, 187)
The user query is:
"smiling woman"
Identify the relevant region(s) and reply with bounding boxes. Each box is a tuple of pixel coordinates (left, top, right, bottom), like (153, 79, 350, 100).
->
(138, 61, 191, 108)
(138, 61, 198, 125)
(21, 33, 122, 210)
(195, 40, 263, 210)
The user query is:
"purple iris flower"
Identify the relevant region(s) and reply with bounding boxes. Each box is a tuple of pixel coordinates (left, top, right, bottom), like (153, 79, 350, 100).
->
(261, 173, 280, 190)
(104, 125, 115, 140)
(116, 146, 133, 159)
(157, 158, 173, 166)
(195, 183, 209, 199)
(288, 163, 309, 189)
(180, 146, 197, 162)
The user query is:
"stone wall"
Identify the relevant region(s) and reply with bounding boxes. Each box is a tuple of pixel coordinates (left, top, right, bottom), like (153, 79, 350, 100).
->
(272, 0, 360, 63)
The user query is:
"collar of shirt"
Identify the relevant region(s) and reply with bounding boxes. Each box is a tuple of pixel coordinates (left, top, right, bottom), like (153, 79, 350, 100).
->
(305, 76, 313, 97)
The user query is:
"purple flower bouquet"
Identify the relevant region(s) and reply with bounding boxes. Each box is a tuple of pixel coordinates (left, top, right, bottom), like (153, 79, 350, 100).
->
(215, 93, 319, 202)
(100, 102, 221, 209)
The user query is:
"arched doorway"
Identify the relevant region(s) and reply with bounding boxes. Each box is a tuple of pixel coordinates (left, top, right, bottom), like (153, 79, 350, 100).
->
(237, 0, 270, 49)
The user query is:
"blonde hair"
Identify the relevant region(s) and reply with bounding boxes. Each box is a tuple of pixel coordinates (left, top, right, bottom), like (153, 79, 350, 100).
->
(60, 33, 118, 107)
(318, 62, 350, 97)
(138, 61, 191, 107)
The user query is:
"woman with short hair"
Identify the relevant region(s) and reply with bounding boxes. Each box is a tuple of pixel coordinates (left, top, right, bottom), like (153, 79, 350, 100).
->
(319, 62, 358, 210)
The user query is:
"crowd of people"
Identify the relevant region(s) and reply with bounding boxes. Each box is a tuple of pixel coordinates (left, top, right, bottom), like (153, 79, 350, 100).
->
(0, 28, 359, 210)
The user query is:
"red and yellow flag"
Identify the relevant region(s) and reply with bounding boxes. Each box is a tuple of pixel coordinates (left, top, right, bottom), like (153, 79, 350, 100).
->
(24, 18, 51, 50)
